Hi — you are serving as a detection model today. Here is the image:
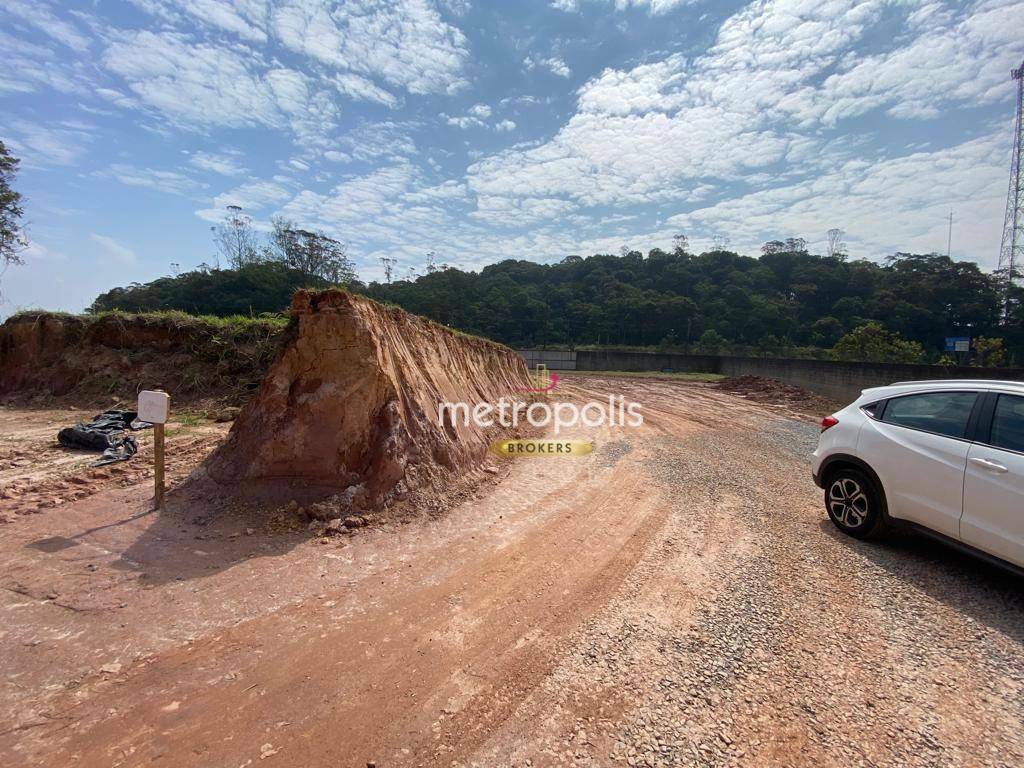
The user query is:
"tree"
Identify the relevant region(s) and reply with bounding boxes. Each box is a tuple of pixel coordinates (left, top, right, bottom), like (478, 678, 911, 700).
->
(696, 328, 728, 352)
(826, 228, 847, 260)
(972, 337, 1007, 367)
(0, 140, 27, 282)
(832, 322, 926, 363)
(269, 217, 357, 284)
(211, 205, 259, 268)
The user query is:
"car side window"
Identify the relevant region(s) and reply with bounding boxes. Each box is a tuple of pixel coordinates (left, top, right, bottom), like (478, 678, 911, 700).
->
(881, 391, 977, 439)
(990, 394, 1024, 453)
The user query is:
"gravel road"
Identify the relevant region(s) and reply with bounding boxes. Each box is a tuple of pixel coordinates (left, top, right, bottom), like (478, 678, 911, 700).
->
(1, 378, 1021, 767)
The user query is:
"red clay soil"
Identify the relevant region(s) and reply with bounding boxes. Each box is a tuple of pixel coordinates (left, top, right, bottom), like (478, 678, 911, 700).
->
(0, 311, 282, 408)
(201, 290, 532, 508)
(714, 374, 839, 416)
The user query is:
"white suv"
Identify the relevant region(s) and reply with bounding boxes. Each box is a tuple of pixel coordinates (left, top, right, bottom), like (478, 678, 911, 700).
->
(812, 379, 1024, 571)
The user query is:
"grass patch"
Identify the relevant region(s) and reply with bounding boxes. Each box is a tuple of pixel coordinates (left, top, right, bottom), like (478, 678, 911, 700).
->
(559, 370, 724, 382)
(173, 411, 205, 427)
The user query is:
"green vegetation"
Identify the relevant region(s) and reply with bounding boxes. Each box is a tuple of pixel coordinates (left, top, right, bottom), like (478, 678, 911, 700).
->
(832, 322, 927, 364)
(0, 140, 27, 291)
(365, 248, 1023, 364)
(561, 370, 725, 382)
(89, 246, 1024, 365)
(90, 262, 321, 316)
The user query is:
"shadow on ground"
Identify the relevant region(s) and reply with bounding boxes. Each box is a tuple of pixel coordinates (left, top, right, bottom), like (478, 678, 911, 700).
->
(819, 519, 1024, 641)
(60, 482, 314, 587)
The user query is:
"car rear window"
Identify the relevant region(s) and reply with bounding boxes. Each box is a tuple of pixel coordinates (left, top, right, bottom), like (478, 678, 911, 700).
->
(990, 394, 1024, 453)
(881, 391, 977, 439)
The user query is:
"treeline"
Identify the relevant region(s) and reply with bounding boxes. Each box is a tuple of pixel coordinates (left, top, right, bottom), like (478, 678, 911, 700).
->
(365, 248, 1023, 362)
(90, 246, 1024, 364)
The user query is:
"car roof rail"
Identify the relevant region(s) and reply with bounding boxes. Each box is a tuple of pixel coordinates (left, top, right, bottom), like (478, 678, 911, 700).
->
(889, 379, 1024, 387)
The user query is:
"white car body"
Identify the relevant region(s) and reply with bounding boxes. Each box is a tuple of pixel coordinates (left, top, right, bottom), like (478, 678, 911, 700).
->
(812, 379, 1024, 570)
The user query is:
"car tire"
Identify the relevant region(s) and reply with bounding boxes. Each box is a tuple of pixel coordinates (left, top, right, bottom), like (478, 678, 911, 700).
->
(824, 468, 889, 540)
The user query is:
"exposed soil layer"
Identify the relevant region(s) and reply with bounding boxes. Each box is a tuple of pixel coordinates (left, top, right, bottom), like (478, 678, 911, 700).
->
(714, 374, 840, 417)
(202, 290, 531, 507)
(0, 311, 284, 408)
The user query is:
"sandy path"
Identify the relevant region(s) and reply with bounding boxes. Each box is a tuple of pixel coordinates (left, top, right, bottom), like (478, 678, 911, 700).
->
(1, 379, 1021, 767)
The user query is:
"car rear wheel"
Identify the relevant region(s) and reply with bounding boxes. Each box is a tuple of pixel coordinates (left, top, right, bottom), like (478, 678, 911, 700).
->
(825, 468, 888, 539)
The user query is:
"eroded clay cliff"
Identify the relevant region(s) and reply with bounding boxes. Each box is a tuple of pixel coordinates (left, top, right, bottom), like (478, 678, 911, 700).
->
(202, 290, 530, 504)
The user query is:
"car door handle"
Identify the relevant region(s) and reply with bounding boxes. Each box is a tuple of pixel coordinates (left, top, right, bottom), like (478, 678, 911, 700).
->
(970, 457, 1009, 473)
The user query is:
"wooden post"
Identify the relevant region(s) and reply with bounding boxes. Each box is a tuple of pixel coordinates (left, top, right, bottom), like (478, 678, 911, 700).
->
(139, 389, 170, 512)
(154, 423, 165, 510)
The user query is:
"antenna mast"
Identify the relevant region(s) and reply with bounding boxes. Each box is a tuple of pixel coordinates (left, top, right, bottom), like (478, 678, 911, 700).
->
(997, 58, 1024, 317)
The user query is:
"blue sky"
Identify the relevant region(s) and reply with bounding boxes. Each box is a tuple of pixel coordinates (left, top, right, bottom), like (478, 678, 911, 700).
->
(1, 0, 1021, 316)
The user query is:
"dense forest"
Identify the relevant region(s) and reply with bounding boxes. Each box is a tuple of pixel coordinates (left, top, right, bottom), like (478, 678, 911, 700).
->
(90, 245, 1024, 365)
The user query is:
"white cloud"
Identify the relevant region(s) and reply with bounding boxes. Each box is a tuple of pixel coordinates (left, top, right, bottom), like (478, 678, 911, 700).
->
(799, 0, 1023, 125)
(340, 121, 419, 161)
(551, 0, 695, 12)
(156, 0, 269, 41)
(188, 150, 249, 176)
(666, 132, 1008, 266)
(212, 179, 292, 211)
(103, 31, 279, 128)
(102, 31, 341, 143)
(102, 164, 207, 196)
(403, 179, 468, 204)
(5, 120, 91, 167)
(90, 234, 137, 265)
(279, 163, 420, 233)
(271, 0, 469, 94)
(323, 150, 353, 163)
(1, 0, 91, 52)
(334, 73, 399, 108)
(446, 114, 484, 129)
(0, 32, 86, 95)
(472, 195, 579, 227)
(468, 0, 1022, 218)
(524, 55, 571, 78)
(445, 104, 516, 131)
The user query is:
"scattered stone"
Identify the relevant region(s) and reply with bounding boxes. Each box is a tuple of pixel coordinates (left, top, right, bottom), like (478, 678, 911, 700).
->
(214, 406, 241, 422)
(324, 519, 346, 535)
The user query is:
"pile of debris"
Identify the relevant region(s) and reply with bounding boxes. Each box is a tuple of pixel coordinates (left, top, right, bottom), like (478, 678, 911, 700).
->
(57, 410, 151, 466)
(714, 375, 838, 415)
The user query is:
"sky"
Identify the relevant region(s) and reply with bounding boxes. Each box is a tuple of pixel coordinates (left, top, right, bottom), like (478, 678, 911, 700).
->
(1, 0, 1022, 316)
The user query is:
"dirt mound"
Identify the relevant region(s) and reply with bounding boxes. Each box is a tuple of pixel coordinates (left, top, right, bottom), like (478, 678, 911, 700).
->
(714, 375, 838, 415)
(0, 311, 285, 407)
(201, 290, 531, 508)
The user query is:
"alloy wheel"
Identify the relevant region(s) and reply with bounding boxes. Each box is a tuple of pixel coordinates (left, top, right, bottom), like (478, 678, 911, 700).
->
(828, 477, 869, 528)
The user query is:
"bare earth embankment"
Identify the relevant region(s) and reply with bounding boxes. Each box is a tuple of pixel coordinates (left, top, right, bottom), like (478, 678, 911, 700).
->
(1, 371, 1021, 767)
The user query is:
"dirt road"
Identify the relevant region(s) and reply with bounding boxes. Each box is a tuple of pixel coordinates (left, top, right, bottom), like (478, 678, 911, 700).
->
(1, 378, 1021, 767)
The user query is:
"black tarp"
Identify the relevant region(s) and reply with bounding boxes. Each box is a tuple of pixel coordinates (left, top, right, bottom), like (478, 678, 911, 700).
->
(57, 410, 152, 466)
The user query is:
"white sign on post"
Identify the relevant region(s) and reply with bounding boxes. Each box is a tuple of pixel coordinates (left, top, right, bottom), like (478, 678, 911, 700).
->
(138, 390, 170, 511)
(138, 390, 170, 424)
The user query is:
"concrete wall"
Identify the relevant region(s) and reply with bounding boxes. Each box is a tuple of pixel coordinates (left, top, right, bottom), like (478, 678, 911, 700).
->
(520, 348, 577, 370)
(714, 357, 1024, 402)
(520, 348, 1024, 403)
